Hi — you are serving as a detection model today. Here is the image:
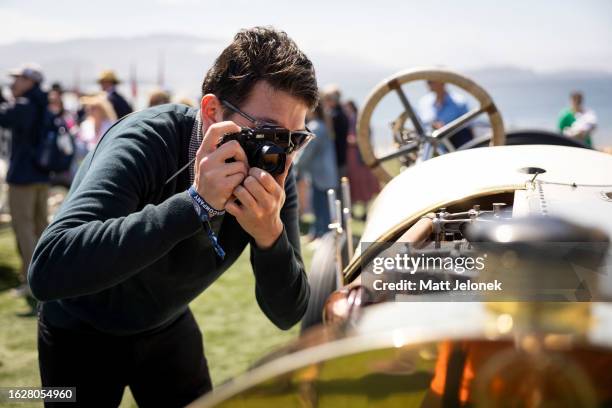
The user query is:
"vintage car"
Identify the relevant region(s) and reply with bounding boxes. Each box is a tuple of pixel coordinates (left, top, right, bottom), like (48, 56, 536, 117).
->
(189, 69, 612, 407)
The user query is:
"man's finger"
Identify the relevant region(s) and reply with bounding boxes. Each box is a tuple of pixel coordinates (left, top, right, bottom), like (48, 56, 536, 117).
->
(233, 185, 257, 209)
(211, 140, 249, 166)
(243, 175, 270, 204)
(249, 168, 277, 195)
(224, 173, 246, 191)
(223, 160, 249, 177)
(225, 200, 242, 217)
(198, 121, 241, 155)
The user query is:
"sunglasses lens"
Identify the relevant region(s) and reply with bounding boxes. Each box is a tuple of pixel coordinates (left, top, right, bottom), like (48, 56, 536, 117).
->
(253, 127, 314, 155)
(292, 133, 307, 146)
(292, 132, 314, 152)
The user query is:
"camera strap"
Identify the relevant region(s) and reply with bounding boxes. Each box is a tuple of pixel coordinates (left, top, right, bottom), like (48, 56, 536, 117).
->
(188, 186, 226, 259)
(165, 112, 202, 186)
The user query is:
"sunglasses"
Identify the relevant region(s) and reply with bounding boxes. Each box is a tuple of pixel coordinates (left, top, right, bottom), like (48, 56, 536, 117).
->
(221, 100, 315, 154)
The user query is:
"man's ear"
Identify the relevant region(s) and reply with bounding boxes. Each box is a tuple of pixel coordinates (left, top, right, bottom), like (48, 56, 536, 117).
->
(200, 94, 224, 126)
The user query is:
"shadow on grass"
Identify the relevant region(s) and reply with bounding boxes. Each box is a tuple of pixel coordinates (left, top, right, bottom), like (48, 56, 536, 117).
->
(299, 217, 313, 236)
(0, 227, 37, 316)
(0, 263, 37, 316)
(0, 226, 21, 292)
(16, 296, 38, 317)
(0, 264, 20, 292)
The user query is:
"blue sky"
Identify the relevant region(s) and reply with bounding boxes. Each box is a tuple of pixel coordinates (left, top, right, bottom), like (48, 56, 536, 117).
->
(1, 0, 611, 72)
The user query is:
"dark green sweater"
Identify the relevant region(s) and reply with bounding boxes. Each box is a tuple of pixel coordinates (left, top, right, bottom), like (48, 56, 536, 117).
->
(28, 104, 309, 335)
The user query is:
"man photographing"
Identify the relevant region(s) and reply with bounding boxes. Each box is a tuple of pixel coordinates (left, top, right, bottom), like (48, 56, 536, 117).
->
(29, 27, 314, 407)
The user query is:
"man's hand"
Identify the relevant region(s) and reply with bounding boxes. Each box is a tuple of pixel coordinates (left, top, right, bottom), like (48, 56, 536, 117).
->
(193, 121, 249, 210)
(225, 155, 294, 249)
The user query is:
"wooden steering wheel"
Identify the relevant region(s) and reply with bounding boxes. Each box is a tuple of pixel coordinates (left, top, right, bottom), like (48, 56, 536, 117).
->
(357, 67, 506, 183)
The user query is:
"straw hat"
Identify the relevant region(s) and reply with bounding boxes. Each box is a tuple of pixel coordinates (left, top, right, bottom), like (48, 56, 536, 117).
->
(80, 94, 117, 122)
(176, 96, 196, 107)
(148, 88, 171, 107)
(97, 70, 121, 84)
(322, 83, 341, 101)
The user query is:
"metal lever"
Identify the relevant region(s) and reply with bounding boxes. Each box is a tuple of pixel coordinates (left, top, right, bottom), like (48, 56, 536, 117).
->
(327, 189, 338, 225)
(327, 189, 345, 290)
(341, 177, 354, 260)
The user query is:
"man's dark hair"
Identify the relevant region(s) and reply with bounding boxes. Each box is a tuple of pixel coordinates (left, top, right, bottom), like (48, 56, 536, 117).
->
(201, 26, 319, 113)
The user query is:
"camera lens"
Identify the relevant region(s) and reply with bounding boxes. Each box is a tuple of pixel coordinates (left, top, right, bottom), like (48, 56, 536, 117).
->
(256, 143, 286, 175)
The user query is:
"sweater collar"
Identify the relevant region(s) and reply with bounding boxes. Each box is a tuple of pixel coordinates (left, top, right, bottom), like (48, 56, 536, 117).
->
(188, 110, 202, 184)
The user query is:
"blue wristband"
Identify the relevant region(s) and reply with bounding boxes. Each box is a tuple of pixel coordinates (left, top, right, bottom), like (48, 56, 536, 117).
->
(187, 187, 225, 259)
(188, 186, 225, 218)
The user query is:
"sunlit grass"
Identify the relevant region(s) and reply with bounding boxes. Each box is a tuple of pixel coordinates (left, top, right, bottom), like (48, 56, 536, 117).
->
(0, 228, 40, 408)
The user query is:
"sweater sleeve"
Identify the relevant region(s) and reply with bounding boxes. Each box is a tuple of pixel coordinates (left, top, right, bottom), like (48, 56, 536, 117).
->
(0, 100, 33, 129)
(28, 117, 202, 301)
(249, 168, 310, 330)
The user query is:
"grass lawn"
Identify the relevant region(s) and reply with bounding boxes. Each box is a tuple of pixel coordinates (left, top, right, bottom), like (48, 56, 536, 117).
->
(0, 226, 317, 407)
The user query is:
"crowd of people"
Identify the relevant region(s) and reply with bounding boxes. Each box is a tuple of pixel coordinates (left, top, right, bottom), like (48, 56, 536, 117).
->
(0, 64, 197, 297)
(295, 85, 380, 242)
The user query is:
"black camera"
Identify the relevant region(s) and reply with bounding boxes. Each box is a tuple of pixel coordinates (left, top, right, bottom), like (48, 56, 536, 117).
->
(218, 126, 312, 175)
(218, 127, 286, 175)
(164, 125, 312, 186)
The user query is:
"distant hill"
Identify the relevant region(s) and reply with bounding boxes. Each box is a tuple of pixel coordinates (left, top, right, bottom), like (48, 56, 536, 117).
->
(467, 65, 612, 83)
(0, 34, 223, 97)
(1, 33, 611, 112)
(0, 34, 394, 103)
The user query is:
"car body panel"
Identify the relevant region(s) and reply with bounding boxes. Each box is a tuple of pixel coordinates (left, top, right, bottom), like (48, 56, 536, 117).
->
(189, 302, 612, 407)
(348, 145, 612, 279)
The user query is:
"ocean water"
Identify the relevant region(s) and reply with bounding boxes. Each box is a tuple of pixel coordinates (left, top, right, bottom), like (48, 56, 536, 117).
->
(479, 76, 612, 147)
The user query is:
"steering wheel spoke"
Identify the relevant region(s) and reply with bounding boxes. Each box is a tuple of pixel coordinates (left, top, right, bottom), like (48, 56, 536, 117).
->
(431, 106, 488, 141)
(377, 140, 420, 163)
(440, 138, 456, 153)
(388, 79, 427, 138)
